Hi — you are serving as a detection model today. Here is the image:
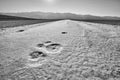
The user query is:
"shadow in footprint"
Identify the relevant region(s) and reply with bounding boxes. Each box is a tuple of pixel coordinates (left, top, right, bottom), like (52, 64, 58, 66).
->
(27, 51, 48, 67)
(44, 41, 52, 44)
(61, 32, 67, 34)
(37, 43, 44, 48)
(46, 43, 62, 52)
(29, 51, 47, 59)
(36, 41, 52, 48)
(17, 30, 24, 32)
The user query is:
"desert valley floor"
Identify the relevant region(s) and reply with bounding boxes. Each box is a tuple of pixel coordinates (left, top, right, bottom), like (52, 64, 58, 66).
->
(0, 20, 120, 80)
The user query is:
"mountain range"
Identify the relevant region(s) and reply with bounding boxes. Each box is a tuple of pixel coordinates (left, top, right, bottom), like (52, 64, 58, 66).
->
(0, 12, 120, 20)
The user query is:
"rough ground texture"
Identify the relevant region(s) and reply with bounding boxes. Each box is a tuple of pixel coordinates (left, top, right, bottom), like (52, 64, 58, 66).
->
(0, 20, 120, 80)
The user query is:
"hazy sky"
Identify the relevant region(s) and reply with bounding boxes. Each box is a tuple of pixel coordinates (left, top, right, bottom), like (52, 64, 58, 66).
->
(0, 0, 120, 16)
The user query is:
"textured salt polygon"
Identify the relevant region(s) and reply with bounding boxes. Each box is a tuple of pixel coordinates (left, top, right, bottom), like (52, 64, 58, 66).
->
(0, 20, 120, 80)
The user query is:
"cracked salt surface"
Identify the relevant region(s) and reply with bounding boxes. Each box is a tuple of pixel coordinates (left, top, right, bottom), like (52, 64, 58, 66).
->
(1, 20, 120, 80)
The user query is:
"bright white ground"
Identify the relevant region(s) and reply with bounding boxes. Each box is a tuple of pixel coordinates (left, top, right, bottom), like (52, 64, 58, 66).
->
(0, 20, 119, 66)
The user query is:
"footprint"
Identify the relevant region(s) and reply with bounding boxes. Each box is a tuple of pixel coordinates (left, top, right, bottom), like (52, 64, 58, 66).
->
(16, 30, 24, 32)
(36, 41, 52, 48)
(37, 43, 44, 48)
(45, 43, 63, 53)
(61, 32, 67, 34)
(44, 41, 52, 44)
(26, 51, 48, 67)
(36, 42, 63, 54)
(28, 51, 47, 60)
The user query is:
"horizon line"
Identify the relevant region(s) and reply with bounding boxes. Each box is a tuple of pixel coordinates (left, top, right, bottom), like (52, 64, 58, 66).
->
(0, 11, 120, 18)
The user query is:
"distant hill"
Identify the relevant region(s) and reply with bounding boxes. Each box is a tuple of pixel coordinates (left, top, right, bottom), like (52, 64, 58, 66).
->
(2, 12, 120, 20)
(0, 14, 38, 20)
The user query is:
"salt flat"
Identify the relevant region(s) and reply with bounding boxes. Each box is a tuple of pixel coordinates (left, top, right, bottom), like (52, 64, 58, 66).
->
(0, 20, 120, 80)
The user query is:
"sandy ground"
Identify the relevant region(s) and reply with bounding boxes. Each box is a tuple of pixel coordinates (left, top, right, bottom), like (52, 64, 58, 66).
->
(0, 20, 120, 80)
